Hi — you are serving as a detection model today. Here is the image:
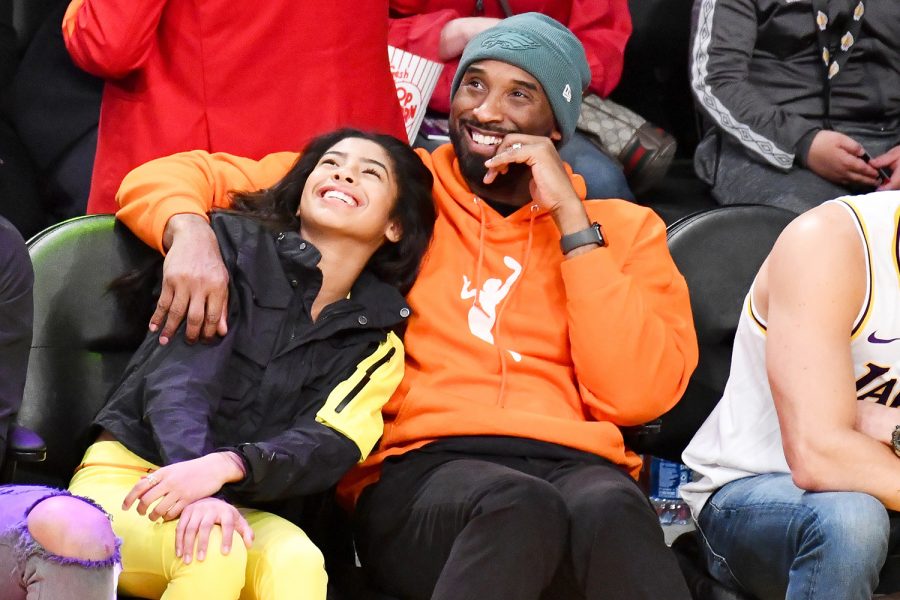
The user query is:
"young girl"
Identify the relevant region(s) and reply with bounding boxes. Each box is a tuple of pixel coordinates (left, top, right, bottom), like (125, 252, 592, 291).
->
(68, 129, 436, 600)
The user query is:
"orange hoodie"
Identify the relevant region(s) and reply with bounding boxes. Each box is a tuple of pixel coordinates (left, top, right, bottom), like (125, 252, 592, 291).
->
(117, 143, 698, 507)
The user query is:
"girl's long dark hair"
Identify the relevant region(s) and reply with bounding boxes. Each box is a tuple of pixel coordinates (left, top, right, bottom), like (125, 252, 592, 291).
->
(230, 128, 436, 294)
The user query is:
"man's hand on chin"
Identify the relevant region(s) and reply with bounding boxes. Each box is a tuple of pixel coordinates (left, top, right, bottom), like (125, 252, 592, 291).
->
(483, 134, 591, 238)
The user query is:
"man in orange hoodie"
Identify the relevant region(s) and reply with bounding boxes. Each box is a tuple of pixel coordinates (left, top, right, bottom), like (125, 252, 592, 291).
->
(115, 14, 697, 599)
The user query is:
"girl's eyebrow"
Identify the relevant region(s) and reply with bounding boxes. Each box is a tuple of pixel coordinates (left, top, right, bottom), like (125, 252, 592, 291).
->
(322, 150, 388, 172)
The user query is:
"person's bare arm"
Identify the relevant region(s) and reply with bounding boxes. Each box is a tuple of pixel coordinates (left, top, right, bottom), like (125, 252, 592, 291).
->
(855, 401, 900, 445)
(765, 203, 900, 510)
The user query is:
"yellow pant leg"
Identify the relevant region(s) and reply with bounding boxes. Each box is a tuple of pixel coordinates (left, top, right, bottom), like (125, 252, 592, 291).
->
(69, 441, 248, 600)
(239, 509, 328, 600)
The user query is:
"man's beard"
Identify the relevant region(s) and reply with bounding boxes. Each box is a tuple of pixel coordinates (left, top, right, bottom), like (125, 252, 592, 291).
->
(450, 119, 531, 197)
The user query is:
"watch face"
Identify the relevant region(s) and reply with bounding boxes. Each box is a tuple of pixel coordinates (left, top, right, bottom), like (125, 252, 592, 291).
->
(595, 223, 608, 247)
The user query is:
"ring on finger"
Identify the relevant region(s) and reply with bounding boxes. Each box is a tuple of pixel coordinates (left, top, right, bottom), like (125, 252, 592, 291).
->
(510, 143, 523, 150)
(145, 473, 159, 487)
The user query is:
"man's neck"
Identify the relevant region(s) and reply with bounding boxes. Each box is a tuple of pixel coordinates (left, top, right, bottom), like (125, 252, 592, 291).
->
(467, 175, 533, 208)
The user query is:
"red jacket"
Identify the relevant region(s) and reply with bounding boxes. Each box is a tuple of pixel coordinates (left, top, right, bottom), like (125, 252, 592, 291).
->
(388, 0, 631, 113)
(63, 0, 407, 214)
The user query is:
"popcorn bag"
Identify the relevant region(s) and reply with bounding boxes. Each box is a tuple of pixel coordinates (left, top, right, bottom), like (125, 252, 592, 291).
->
(388, 46, 443, 143)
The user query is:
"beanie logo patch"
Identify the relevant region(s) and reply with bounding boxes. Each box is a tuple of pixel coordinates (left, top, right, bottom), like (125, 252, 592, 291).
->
(562, 84, 572, 103)
(481, 32, 540, 51)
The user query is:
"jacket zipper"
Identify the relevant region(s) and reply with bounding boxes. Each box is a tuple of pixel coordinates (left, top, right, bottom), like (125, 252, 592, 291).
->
(334, 346, 397, 413)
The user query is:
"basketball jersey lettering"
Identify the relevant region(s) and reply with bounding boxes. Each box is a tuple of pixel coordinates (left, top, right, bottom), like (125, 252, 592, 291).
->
(855, 362, 899, 406)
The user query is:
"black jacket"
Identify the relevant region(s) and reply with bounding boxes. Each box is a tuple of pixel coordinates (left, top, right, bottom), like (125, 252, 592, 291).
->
(96, 212, 408, 504)
(0, 217, 33, 467)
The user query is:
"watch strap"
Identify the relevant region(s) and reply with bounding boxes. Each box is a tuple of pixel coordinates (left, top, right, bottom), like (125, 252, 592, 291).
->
(560, 222, 606, 254)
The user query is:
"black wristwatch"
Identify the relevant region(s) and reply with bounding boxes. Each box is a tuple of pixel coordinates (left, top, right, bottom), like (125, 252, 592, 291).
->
(892, 425, 900, 458)
(560, 222, 607, 254)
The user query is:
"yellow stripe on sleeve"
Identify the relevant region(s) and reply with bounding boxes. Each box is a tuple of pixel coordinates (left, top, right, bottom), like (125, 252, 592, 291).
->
(315, 332, 404, 461)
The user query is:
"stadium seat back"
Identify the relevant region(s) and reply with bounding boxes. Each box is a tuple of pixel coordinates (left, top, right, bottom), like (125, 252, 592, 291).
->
(15, 215, 155, 485)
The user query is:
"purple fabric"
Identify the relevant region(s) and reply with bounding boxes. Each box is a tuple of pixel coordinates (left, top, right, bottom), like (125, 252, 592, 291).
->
(0, 485, 120, 600)
(0, 484, 121, 567)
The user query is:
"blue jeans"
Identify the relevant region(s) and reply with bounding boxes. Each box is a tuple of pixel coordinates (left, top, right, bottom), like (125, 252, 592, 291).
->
(697, 473, 891, 600)
(559, 132, 635, 202)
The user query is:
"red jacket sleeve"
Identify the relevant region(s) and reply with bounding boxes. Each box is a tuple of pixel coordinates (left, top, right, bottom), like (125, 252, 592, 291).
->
(569, 0, 631, 98)
(62, 0, 169, 79)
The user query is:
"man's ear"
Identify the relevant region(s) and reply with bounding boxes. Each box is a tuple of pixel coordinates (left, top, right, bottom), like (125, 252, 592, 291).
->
(385, 219, 403, 243)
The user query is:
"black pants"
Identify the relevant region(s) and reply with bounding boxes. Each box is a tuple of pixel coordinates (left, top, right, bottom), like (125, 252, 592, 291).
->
(354, 443, 691, 600)
(0, 216, 33, 465)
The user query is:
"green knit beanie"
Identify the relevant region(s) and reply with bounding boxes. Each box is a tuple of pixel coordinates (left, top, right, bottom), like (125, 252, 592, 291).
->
(450, 13, 591, 145)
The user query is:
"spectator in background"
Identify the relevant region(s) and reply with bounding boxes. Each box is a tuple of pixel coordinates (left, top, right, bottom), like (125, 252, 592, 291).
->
(0, 216, 32, 470)
(0, 216, 121, 600)
(0, 0, 44, 238)
(62, 0, 407, 214)
(691, 0, 900, 213)
(389, 0, 636, 200)
(7, 0, 103, 227)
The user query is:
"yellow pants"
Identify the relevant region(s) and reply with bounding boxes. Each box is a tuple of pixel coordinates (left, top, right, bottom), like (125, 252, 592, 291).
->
(69, 441, 327, 600)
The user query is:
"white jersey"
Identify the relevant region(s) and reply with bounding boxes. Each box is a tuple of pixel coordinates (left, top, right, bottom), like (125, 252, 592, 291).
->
(681, 191, 900, 516)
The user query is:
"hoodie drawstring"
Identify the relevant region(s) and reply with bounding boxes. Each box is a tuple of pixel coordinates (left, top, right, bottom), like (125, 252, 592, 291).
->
(471, 197, 488, 311)
(495, 204, 538, 407)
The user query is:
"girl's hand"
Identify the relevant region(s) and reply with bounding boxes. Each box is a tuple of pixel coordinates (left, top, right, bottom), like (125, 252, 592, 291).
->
(175, 498, 254, 564)
(123, 452, 245, 521)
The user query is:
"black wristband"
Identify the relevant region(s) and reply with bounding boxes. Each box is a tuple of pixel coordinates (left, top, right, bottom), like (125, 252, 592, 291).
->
(560, 222, 607, 254)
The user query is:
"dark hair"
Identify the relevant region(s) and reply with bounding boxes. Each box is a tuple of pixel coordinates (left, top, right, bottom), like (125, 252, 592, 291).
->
(230, 128, 435, 294)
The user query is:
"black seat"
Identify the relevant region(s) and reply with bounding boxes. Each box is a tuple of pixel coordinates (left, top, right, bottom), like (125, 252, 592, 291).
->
(632, 205, 796, 463)
(637, 205, 794, 599)
(11, 215, 154, 485)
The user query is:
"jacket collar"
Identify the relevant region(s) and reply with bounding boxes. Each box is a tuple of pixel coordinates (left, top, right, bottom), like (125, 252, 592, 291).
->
(231, 219, 410, 329)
